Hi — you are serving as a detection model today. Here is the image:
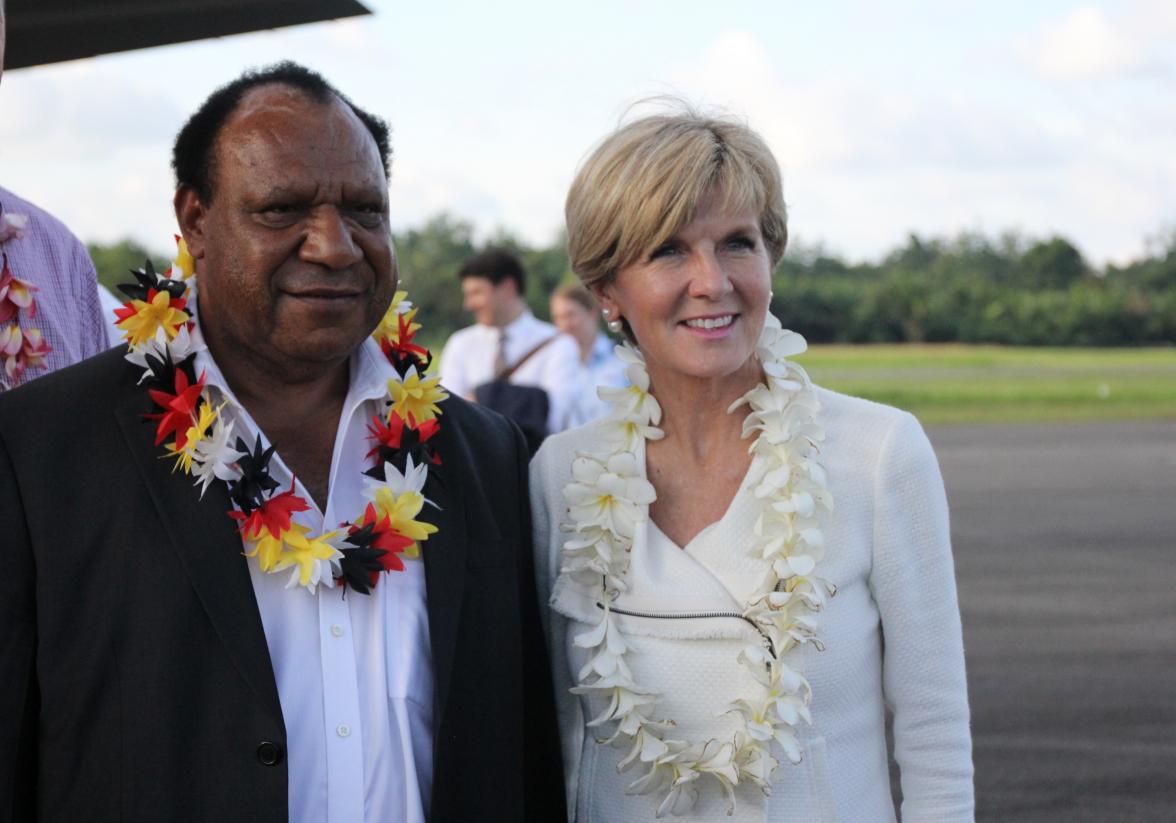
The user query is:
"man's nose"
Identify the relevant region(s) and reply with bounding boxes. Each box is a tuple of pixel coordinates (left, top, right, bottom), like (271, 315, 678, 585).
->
(687, 247, 733, 299)
(300, 206, 363, 270)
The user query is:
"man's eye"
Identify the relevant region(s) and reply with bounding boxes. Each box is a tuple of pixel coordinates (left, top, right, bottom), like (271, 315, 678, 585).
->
(350, 206, 385, 226)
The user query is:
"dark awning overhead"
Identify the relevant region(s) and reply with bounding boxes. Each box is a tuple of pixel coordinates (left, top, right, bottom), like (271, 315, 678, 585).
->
(6, 0, 372, 70)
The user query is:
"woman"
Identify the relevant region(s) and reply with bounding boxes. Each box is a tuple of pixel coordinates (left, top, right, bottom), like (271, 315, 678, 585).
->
(530, 109, 974, 822)
(550, 283, 627, 424)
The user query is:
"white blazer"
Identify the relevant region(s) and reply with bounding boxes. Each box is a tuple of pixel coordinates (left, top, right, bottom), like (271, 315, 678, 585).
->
(530, 388, 975, 822)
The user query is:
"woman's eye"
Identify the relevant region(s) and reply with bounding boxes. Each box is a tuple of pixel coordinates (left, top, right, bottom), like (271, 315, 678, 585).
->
(726, 235, 756, 251)
(649, 244, 680, 260)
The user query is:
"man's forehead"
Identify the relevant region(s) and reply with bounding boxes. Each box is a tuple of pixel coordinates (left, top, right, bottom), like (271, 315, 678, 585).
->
(216, 84, 381, 171)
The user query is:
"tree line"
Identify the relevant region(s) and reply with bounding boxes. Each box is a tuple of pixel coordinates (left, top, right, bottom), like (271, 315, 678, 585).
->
(89, 217, 1176, 348)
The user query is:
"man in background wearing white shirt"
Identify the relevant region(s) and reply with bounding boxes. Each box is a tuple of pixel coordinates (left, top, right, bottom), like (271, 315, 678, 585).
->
(439, 248, 582, 443)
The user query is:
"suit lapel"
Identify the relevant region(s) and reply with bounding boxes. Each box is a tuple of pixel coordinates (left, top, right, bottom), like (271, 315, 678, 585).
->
(420, 401, 468, 739)
(114, 388, 283, 725)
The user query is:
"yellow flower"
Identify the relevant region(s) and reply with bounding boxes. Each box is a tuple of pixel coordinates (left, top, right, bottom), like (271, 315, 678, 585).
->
(173, 237, 195, 279)
(165, 402, 220, 474)
(117, 290, 189, 347)
(245, 528, 286, 572)
(387, 368, 447, 425)
(371, 291, 420, 345)
(369, 485, 438, 558)
(244, 522, 341, 587)
(270, 525, 341, 589)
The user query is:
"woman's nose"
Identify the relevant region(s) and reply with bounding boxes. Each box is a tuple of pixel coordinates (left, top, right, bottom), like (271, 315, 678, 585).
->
(687, 247, 733, 299)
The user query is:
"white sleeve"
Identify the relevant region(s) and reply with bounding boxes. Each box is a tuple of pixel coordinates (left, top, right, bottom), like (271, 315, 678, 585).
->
(529, 441, 583, 819)
(870, 412, 975, 822)
(438, 332, 470, 400)
(540, 334, 587, 434)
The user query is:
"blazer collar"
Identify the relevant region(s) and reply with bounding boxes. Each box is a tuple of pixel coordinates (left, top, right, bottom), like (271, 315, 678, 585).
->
(111, 356, 473, 737)
(418, 395, 469, 737)
(113, 380, 284, 725)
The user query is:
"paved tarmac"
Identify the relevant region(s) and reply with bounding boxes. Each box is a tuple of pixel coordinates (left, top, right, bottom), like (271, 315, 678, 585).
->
(923, 421, 1176, 822)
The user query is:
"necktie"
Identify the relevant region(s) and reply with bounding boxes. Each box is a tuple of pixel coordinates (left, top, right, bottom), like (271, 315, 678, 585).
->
(493, 328, 508, 376)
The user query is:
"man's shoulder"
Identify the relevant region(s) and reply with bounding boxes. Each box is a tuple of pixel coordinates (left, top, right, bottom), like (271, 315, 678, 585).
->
(0, 185, 86, 249)
(437, 390, 525, 467)
(442, 323, 488, 351)
(440, 390, 518, 438)
(0, 347, 132, 426)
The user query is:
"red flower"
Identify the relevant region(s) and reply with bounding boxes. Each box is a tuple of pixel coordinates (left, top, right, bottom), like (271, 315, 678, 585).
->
(229, 483, 311, 540)
(145, 369, 206, 447)
(365, 413, 439, 460)
(347, 502, 415, 581)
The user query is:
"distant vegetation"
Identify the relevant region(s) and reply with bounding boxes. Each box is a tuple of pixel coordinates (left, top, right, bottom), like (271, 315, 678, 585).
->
(89, 217, 1176, 348)
(801, 345, 1176, 424)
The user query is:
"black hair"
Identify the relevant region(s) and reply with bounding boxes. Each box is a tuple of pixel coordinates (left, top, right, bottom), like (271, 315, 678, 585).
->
(458, 247, 527, 294)
(171, 61, 391, 203)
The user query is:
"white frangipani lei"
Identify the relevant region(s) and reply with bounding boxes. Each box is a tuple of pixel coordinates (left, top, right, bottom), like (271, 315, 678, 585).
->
(559, 313, 835, 817)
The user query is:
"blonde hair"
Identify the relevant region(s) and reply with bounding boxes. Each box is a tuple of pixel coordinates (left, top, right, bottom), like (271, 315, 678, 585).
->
(551, 282, 597, 313)
(565, 104, 787, 291)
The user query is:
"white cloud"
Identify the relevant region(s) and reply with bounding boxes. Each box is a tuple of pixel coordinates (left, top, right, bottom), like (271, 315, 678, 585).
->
(660, 27, 1176, 265)
(1021, 5, 1168, 80)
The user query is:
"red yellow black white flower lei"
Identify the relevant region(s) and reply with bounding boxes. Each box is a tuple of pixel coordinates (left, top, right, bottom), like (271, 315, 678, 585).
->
(558, 315, 836, 817)
(0, 213, 53, 389)
(114, 238, 447, 594)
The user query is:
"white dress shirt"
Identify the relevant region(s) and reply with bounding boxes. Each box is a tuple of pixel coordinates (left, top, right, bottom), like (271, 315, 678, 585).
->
(439, 310, 583, 434)
(195, 336, 434, 823)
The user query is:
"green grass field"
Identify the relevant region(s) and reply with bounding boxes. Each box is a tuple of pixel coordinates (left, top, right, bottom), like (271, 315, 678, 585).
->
(796, 345, 1176, 424)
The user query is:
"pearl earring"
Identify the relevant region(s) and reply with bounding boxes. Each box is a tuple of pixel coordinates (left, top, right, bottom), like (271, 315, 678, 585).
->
(607, 318, 623, 334)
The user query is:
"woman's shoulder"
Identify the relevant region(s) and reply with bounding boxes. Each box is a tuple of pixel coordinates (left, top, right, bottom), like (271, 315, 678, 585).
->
(814, 384, 909, 427)
(812, 384, 936, 469)
(531, 417, 613, 489)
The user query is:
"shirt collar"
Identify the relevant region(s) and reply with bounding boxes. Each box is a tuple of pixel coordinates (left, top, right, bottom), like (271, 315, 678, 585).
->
(190, 295, 392, 412)
(498, 308, 535, 337)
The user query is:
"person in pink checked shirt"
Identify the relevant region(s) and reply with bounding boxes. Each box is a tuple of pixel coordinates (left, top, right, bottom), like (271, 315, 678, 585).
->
(0, 0, 108, 391)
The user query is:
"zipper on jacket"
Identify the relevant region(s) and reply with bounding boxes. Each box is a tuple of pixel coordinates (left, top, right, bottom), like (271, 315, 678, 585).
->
(595, 601, 777, 659)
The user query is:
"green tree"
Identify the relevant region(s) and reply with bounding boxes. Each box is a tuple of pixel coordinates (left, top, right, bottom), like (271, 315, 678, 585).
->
(87, 239, 167, 294)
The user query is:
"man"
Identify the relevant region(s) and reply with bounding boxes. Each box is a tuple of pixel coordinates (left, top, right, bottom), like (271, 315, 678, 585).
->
(0, 0, 109, 390)
(0, 62, 565, 822)
(439, 248, 582, 442)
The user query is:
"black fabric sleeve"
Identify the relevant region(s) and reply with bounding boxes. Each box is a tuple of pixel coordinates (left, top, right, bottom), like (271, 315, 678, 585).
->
(512, 423, 568, 822)
(0, 424, 39, 823)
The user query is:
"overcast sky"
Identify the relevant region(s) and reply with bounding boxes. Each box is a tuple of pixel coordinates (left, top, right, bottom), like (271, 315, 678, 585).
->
(1, 0, 1174, 265)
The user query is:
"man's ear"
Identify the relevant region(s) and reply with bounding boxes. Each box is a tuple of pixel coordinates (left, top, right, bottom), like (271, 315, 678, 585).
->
(174, 185, 208, 261)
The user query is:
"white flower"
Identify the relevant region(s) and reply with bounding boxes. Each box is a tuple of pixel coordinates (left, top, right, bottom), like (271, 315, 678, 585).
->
(554, 311, 833, 816)
(125, 323, 205, 379)
(599, 345, 662, 424)
(599, 414, 665, 453)
(190, 413, 244, 497)
(0, 212, 29, 243)
(564, 452, 656, 540)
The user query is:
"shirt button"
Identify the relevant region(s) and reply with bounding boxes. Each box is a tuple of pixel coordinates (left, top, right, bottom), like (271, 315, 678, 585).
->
(336, 724, 351, 738)
(257, 741, 284, 766)
(330, 625, 344, 637)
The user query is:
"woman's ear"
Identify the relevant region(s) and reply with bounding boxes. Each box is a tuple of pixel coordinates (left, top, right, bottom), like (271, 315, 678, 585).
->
(591, 282, 619, 321)
(173, 184, 208, 261)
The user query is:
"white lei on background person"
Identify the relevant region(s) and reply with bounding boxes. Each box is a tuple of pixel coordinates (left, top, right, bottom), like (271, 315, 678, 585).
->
(558, 312, 835, 817)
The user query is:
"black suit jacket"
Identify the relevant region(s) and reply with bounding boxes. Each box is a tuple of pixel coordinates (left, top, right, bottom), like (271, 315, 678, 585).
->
(0, 348, 566, 822)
